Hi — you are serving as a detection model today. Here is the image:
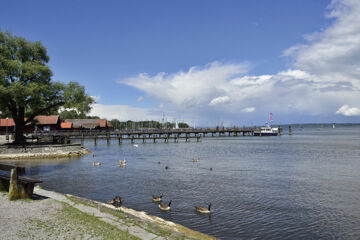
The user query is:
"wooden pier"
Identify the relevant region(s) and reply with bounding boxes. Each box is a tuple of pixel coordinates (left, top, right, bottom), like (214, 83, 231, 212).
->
(34, 127, 283, 145)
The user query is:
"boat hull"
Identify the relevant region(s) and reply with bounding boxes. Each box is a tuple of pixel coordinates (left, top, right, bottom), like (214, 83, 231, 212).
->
(254, 132, 278, 136)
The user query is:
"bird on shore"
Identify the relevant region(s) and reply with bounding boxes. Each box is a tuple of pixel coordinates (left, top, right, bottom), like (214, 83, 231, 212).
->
(195, 203, 212, 214)
(93, 161, 101, 166)
(165, 166, 169, 170)
(152, 194, 163, 202)
(108, 195, 123, 207)
(159, 200, 172, 211)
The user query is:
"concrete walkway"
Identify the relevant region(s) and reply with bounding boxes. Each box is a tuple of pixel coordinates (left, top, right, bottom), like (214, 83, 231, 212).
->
(34, 187, 166, 240)
(33, 187, 215, 240)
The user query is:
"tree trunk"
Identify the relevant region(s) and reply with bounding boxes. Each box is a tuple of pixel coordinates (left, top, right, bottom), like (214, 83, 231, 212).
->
(14, 116, 26, 145)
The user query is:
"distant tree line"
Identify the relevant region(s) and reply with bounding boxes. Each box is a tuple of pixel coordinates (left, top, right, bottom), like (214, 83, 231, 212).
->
(109, 119, 189, 130)
(59, 109, 100, 119)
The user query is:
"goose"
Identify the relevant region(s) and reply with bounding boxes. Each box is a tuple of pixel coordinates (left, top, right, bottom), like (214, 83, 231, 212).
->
(108, 195, 123, 207)
(195, 203, 212, 214)
(192, 158, 200, 163)
(93, 161, 101, 166)
(165, 166, 169, 170)
(159, 200, 172, 211)
(117, 159, 126, 167)
(152, 194, 163, 202)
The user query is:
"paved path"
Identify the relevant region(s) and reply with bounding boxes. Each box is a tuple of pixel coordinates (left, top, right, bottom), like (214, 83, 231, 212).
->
(34, 187, 167, 240)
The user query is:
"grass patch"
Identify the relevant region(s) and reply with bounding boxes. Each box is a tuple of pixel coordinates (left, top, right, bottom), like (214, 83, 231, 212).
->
(15, 197, 33, 202)
(59, 202, 141, 240)
(66, 195, 128, 221)
(66, 195, 95, 208)
(65, 195, 214, 240)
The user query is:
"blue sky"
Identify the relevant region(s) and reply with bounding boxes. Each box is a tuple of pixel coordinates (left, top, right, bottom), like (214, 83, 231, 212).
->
(1, 0, 360, 126)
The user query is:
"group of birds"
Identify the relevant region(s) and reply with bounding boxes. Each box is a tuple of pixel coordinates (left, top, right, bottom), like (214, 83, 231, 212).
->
(107, 193, 211, 214)
(153, 194, 212, 213)
(94, 155, 212, 171)
(95, 154, 213, 214)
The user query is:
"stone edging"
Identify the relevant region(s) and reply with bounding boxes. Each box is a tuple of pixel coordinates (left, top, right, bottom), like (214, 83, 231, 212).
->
(0, 144, 91, 159)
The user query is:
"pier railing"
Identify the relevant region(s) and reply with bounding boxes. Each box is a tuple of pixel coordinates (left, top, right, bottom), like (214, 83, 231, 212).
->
(30, 127, 282, 144)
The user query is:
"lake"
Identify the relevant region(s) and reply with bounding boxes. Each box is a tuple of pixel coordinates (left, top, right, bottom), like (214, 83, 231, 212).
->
(9, 124, 360, 239)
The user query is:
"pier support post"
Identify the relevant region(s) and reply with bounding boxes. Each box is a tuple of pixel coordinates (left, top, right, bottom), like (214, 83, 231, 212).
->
(153, 138, 156, 143)
(143, 138, 146, 143)
(289, 126, 292, 135)
(118, 136, 122, 144)
(131, 136, 134, 144)
(107, 133, 110, 145)
(81, 135, 84, 145)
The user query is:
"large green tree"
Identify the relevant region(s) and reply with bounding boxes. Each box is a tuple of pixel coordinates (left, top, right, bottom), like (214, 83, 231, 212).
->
(0, 30, 93, 144)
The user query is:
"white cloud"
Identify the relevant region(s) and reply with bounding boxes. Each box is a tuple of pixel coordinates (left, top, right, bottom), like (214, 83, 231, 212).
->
(90, 104, 162, 121)
(336, 105, 360, 116)
(208, 96, 230, 106)
(137, 96, 144, 102)
(285, 0, 360, 90)
(119, 62, 248, 108)
(114, 0, 360, 124)
(242, 107, 256, 113)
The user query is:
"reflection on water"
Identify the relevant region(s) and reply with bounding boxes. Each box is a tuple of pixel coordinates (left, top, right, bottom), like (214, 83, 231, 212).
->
(8, 125, 360, 239)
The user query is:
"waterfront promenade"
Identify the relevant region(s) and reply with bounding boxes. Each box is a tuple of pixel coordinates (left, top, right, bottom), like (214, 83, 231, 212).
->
(0, 187, 215, 240)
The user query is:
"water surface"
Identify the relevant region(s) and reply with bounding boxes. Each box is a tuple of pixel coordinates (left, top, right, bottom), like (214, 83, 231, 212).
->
(9, 125, 360, 239)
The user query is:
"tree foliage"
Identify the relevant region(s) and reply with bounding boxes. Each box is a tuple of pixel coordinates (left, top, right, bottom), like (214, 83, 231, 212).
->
(0, 30, 94, 143)
(59, 109, 99, 119)
(109, 119, 189, 130)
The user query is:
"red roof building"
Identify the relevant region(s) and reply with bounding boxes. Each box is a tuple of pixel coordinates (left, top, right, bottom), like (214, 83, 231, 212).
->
(60, 122, 72, 129)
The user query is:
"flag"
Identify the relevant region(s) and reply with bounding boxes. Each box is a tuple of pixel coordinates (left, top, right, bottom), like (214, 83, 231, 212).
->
(269, 113, 273, 121)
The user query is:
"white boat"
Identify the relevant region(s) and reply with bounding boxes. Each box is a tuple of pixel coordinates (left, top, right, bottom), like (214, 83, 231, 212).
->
(254, 126, 278, 136)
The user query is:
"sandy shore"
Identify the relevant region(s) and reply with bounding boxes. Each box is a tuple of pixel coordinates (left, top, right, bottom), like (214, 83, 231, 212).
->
(0, 187, 215, 240)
